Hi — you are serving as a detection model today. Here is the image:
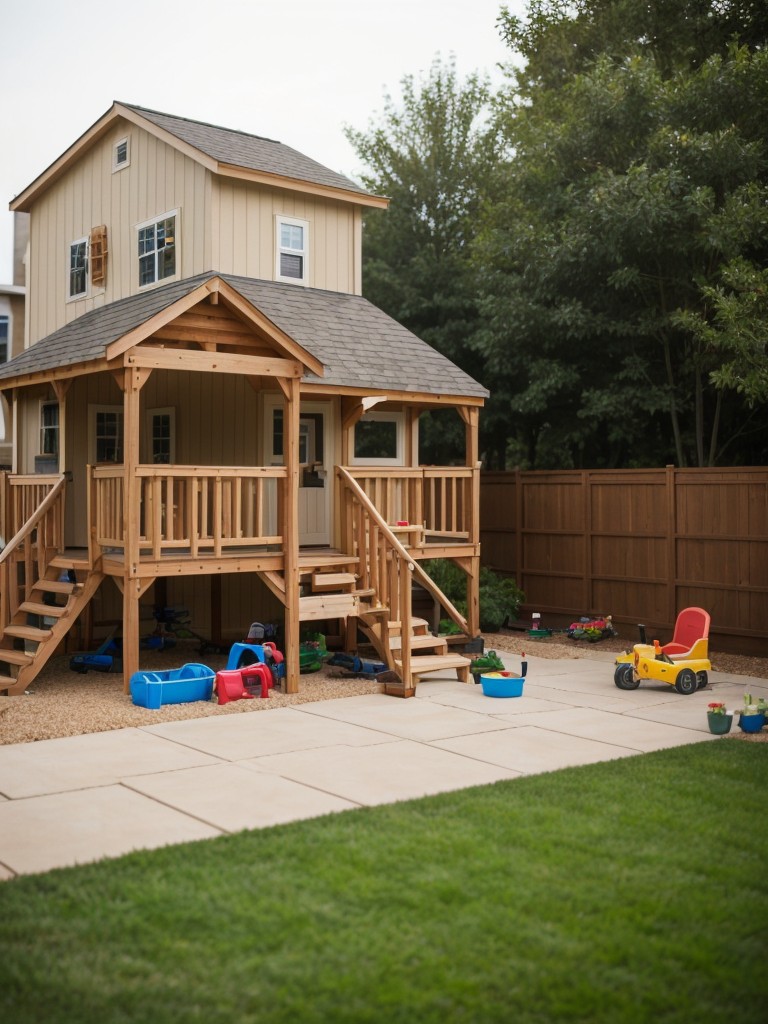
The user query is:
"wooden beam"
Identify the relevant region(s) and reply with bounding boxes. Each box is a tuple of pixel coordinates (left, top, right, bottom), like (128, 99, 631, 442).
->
(126, 346, 302, 378)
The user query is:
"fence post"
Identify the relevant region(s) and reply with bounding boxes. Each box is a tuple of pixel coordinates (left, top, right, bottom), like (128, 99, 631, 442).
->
(515, 469, 523, 586)
(666, 465, 677, 628)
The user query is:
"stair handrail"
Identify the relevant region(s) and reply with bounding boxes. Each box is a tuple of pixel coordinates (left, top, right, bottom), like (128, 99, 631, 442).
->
(0, 476, 66, 631)
(337, 467, 469, 637)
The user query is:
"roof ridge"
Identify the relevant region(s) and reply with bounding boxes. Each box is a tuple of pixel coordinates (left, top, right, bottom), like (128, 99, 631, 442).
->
(116, 101, 282, 147)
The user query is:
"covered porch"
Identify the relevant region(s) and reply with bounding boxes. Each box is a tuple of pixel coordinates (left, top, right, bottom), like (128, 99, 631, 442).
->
(0, 274, 486, 697)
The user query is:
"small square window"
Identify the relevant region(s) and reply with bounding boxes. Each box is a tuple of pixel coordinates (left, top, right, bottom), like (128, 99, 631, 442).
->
(113, 136, 130, 171)
(276, 216, 308, 285)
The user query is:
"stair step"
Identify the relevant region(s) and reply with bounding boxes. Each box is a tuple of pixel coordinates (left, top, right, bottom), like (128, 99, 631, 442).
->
(390, 633, 448, 653)
(393, 653, 471, 683)
(300, 593, 359, 622)
(19, 601, 68, 618)
(0, 649, 33, 666)
(34, 579, 77, 595)
(0, 674, 19, 692)
(311, 571, 357, 592)
(49, 555, 90, 571)
(3, 625, 53, 643)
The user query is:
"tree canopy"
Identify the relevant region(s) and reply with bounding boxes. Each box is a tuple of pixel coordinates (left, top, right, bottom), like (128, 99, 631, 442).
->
(347, 2, 768, 468)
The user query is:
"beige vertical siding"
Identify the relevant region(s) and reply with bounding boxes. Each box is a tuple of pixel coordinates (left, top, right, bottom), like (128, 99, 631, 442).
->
(212, 179, 359, 293)
(27, 120, 213, 345)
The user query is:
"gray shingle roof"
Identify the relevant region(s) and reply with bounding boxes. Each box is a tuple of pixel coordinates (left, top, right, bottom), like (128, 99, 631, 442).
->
(122, 104, 371, 197)
(0, 275, 488, 400)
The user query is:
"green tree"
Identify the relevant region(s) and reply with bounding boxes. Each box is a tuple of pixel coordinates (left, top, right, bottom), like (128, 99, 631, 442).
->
(475, 6, 768, 467)
(345, 57, 499, 463)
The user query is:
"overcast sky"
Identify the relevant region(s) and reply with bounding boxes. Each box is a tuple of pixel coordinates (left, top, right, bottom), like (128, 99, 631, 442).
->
(1, 0, 527, 282)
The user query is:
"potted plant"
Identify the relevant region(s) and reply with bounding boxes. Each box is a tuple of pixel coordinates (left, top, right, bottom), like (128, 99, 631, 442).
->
(706, 701, 733, 735)
(735, 694, 767, 734)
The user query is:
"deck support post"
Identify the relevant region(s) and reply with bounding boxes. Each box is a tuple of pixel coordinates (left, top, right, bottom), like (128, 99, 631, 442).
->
(462, 405, 481, 639)
(119, 366, 150, 691)
(283, 376, 301, 693)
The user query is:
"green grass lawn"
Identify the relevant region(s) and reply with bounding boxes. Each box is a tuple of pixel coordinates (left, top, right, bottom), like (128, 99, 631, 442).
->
(1, 740, 766, 1023)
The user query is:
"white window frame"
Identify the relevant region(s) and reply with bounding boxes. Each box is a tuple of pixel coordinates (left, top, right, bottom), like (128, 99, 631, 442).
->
(350, 411, 405, 467)
(113, 136, 130, 172)
(68, 236, 89, 300)
(136, 209, 179, 289)
(275, 215, 309, 285)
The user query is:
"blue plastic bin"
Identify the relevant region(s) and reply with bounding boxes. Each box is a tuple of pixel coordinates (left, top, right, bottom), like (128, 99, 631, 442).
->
(480, 672, 525, 698)
(130, 663, 215, 709)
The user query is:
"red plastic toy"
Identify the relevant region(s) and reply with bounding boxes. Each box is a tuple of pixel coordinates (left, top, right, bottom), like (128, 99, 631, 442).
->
(215, 662, 274, 704)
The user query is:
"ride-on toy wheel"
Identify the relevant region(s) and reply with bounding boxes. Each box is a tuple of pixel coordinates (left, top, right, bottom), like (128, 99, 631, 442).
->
(674, 667, 698, 695)
(614, 663, 639, 690)
(696, 671, 708, 690)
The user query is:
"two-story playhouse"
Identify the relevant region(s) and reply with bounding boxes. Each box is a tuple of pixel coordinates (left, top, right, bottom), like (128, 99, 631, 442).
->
(0, 102, 487, 697)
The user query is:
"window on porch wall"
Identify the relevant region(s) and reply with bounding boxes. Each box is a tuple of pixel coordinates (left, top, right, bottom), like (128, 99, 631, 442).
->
(89, 408, 175, 464)
(40, 402, 59, 456)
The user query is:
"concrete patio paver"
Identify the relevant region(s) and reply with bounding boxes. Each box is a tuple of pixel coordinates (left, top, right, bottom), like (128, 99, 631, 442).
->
(0, 728, 222, 799)
(124, 762, 359, 832)
(142, 705, 398, 761)
(432, 725, 641, 773)
(247, 738, 522, 804)
(0, 785, 222, 876)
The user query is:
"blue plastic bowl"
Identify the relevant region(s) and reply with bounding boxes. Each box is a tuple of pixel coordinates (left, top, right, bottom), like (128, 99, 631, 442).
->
(480, 672, 525, 698)
(738, 712, 765, 733)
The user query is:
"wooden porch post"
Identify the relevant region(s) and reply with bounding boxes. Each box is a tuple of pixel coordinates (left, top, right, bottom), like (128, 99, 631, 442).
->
(51, 380, 71, 475)
(119, 367, 150, 691)
(462, 405, 481, 639)
(283, 376, 301, 693)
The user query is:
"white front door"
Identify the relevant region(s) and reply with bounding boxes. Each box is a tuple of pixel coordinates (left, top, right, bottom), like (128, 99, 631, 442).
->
(265, 398, 332, 546)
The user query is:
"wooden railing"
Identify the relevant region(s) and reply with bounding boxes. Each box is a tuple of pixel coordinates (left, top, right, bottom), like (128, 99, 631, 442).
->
(344, 467, 477, 541)
(0, 476, 66, 632)
(338, 468, 469, 653)
(91, 466, 287, 558)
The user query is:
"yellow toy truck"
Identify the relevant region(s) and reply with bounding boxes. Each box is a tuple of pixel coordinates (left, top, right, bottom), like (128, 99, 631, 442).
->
(613, 607, 711, 696)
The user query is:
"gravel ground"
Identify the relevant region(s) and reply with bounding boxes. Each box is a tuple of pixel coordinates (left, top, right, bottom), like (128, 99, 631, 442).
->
(0, 630, 765, 746)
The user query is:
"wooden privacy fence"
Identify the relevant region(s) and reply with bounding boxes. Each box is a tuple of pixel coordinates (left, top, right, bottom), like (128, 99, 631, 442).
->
(480, 467, 768, 657)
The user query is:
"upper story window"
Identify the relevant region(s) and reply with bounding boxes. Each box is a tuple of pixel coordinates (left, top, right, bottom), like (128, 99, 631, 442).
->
(69, 238, 88, 298)
(137, 212, 177, 287)
(0, 315, 8, 363)
(276, 216, 309, 285)
(113, 136, 130, 172)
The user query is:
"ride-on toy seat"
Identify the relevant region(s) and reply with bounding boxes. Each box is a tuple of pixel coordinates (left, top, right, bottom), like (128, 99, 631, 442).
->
(613, 606, 711, 695)
(662, 606, 710, 660)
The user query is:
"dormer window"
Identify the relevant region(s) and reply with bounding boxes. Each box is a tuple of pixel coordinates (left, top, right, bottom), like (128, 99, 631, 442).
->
(113, 136, 130, 171)
(69, 238, 88, 298)
(276, 216, 309, 285)
(137, 211, 177, 287)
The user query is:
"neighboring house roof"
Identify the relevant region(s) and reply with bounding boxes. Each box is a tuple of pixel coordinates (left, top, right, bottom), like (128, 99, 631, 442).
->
(0, 274, 489, 401)
(10, 102, 387, 212)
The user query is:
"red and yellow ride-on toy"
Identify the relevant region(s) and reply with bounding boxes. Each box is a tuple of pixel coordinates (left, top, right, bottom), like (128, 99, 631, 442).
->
(614, 607, 711, 695)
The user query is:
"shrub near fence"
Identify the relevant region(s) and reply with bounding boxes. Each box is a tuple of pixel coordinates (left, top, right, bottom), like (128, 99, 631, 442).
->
(480, 467, 768, 658)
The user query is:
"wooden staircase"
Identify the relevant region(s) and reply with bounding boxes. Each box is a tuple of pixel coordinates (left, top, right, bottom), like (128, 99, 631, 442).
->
(0, 558, 104, 696)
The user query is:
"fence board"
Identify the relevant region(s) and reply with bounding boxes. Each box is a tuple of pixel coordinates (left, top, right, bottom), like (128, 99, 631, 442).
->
(480, 467, 768, 657)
